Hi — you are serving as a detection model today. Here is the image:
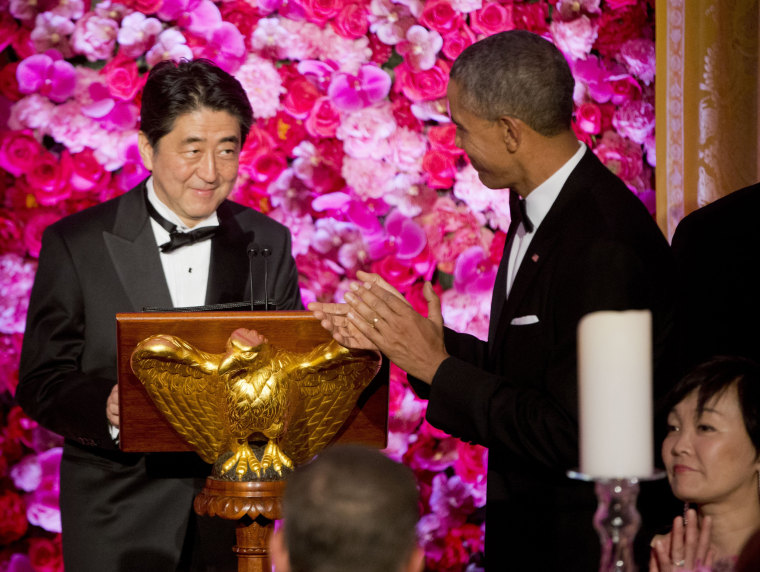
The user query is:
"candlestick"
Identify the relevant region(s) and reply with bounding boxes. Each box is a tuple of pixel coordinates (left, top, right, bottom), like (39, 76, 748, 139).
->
(577, 310, 653, 479)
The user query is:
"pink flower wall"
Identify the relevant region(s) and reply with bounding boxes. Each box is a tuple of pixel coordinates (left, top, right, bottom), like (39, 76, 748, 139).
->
(0, 0, 655, 569)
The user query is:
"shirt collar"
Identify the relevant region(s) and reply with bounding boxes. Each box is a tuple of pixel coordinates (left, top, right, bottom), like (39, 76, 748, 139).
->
(523, 142, 586, 233)
(145, 177, 219, 232)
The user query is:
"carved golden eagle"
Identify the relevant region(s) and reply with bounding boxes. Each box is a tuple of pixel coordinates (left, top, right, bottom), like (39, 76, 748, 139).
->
(130, 328, 381, 481)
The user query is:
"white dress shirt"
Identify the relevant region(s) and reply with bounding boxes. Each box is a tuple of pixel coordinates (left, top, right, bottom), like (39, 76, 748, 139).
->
(505, 143, 586, 297)
(146, 178, 219, 308)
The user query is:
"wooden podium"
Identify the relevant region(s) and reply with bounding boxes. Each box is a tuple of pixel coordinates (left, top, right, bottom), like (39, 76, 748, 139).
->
(116, 311, 388, 571)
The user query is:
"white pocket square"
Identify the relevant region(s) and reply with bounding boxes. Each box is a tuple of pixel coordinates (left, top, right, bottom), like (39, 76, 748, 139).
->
(510, 315, 539, 326)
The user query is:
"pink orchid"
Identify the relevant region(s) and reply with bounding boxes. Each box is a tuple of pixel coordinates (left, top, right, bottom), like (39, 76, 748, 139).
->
(368, 0, 415, 45)
(384, 209, 427, 260)
(200, 22, 247, 73)
(327, 64, 390, 111)
(16, 51, 76, 103)
(157, 0, 203, 22)
(396, 25, 442, 71)
(453, 245, 497, 295)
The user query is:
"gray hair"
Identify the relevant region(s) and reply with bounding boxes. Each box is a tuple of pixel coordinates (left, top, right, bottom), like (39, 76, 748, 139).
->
(450, 30, 575, 136)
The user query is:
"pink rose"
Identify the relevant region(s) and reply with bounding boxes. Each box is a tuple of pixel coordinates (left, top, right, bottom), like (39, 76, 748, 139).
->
(575, 102, 602, 134)
(394, 59, 449, 102)
(419, 0, 463, 34)
(594, 130, 643, 184)
(391, 95, 422, 132)
(441, 24, 476, 61)
(299, 0, 344, 26)
(305, 97, 341, 138)
(0, 488, 27, 544)
(62, 148, 111, 193)
(0, 130, 44, 177)
(27, 152, 72, 206)
(0, 209, 24, 256)
(422, 149, 456, 189)
(454, 441, 487, 484)
(332, 3, 368, 39)
(0, 333, 24, 395)
(370, 255, 419, 291)
(470, 2, 514, 36)
(609, 74, 642, 105)
(605, 0, 639, 9)
(427, 124, 461, 155)
(550, 15, 598, 61)
(102, 53, 144, 101)
(124, 0, 164, 15)
(28, 535, 63, 572)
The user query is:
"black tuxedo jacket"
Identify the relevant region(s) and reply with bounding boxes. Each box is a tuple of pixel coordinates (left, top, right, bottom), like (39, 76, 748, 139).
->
(671, 182, 760, 369)
(16, 181, 302, 571)
(411, 150, 678, 571)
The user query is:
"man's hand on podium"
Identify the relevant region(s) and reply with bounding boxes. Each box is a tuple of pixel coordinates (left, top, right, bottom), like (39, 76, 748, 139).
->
(309, 271, 449, 384)
(106, 384, 119, 428)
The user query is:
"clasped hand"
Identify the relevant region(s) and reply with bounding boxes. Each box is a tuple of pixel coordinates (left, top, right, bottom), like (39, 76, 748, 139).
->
(649, 509, 715, 572)
(308, 271, 449, 384)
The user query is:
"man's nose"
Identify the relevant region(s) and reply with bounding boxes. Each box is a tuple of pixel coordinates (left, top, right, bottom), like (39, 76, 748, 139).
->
(197, 152, 218, 182)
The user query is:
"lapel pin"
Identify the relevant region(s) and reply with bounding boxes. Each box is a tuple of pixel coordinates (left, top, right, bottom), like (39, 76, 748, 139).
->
(531, 253, 539, 263)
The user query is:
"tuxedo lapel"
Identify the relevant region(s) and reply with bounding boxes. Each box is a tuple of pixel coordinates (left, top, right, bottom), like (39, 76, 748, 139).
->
(205, 201, 254, 305)
(489, 151, 595, 350)
(103, 183, 172, 311)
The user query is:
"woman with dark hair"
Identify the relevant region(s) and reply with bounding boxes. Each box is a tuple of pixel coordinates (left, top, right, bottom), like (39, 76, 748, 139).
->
(650, 356, 760, 571)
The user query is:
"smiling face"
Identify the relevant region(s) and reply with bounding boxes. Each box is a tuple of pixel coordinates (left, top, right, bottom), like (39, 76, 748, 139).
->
(447, 80, 516, 191)
(138, 107, 242, 228)
(662, 384, 760, 509)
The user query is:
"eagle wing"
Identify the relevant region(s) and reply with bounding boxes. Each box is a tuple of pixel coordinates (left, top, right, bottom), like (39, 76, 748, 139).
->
(130, 335, 226, 464)
(280, 340, 382, 465)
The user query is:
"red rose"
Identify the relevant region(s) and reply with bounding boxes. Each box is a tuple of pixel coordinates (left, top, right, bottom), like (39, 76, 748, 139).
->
(12, 27, 35, 59)
(512, 2, 550, 34)
(441, 24, 476, 62)
(368, 33, 393, 65)
(305, 97, 340, 138)
(427, 124, 461, 155)
(24, 210, 63, 258)
(370, 255, 419, 291)
(395, 60, 450, 102)
(331, 3, 368, 39)
(488, 230, 506, 264)
(420, 0, 463, 34)
(469, 2, 514, 36)
(124, 0, 163, 15)
(0, 12, 19, 53)
(391, 95, 423, 132)
(0, 209, 24, 255)
(6, 405, 38, 448)
(220, 2, 260, 40)
(282, 76, 321, 120)
(609, 74, 642, 105)
(0, 130, 45, 177)
(29, 535, 63, 572)
(0, 62, 22, 102)
(594, 4, 650, 57)
(575, 102, 602, 134)
(261, 111, 308, 156)
(103, 53, 144, 101)
(0, 488, 28, 544)
(422, 149, 456, 189)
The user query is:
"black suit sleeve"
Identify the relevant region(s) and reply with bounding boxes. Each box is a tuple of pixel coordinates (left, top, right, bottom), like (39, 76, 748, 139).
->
(16, 225, 117, 447)
(271, 230, 303, 311)
(425, 237, 674, 472)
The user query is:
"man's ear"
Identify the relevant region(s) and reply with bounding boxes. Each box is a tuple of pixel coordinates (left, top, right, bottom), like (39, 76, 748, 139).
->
(268, 528, 290, 572)
(498, 115, 522, 153)
(137, 131, 154, 172)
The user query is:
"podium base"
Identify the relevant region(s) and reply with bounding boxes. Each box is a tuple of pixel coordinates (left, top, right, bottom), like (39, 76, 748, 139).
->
(194, 478, 286, 572)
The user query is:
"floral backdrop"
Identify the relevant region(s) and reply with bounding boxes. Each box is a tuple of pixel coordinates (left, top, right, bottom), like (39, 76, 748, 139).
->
(0, 0, 655, 569)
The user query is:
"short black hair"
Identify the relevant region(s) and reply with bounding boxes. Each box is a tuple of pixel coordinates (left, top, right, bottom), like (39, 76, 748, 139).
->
(140, 58, 253, 148)
(665, 356, 760, 452)
(450, 30, 575, 136)
(282, 445, 420, 572)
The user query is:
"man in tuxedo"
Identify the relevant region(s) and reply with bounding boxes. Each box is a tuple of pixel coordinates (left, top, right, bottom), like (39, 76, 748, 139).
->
(310, 31, 677, 570)
(16, 59, 302, 571)
(671, 182, 760, 369)
(269, 445, 424, 572)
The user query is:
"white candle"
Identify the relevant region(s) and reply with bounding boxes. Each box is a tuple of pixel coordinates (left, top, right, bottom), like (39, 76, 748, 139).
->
(578, 310, 653, 478)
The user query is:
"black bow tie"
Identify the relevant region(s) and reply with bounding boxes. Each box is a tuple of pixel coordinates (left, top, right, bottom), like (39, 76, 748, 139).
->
(509, 191, 534, 233)
(145, 192, 219, 253)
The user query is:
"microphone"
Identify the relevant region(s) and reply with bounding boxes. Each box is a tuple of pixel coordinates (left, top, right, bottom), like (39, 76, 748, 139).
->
(247, 238, 257, 311)
(261, 248, 271, 311)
